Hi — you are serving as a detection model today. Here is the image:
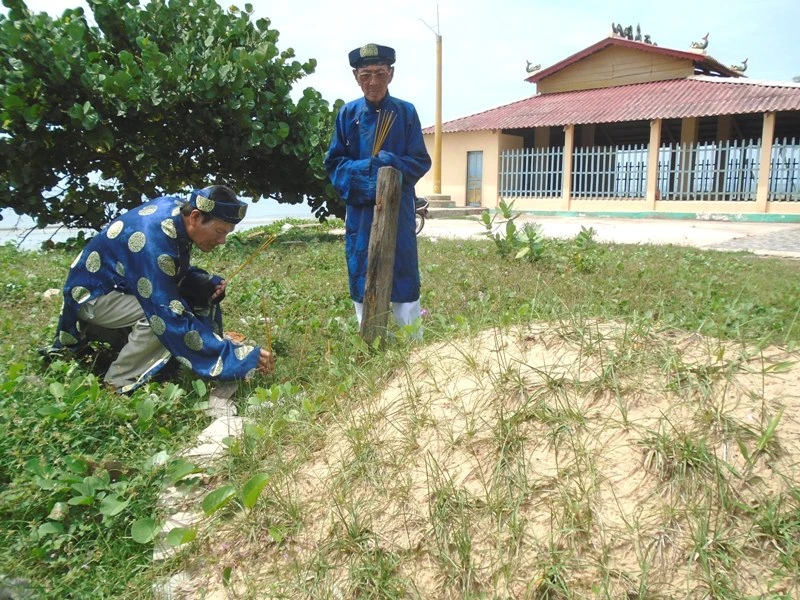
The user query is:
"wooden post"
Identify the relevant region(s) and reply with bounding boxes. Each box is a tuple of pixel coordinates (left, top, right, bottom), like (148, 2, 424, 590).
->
(679, 117, 699, 196)
(561, 124, 574, 210)
(645, 118, 662, 209)
(715, 115, 732, 196)
(360, 166, 402, 347)
(755, 111, 776, 212)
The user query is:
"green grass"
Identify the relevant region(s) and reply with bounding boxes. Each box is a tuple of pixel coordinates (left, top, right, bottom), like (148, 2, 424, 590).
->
(1, 217, 800, 598)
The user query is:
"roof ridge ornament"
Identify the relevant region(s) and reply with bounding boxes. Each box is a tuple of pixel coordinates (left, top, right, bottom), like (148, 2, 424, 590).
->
(690, 33, 709, 52)
(611, 22, 656, 45)
(730, 58, 748, 73)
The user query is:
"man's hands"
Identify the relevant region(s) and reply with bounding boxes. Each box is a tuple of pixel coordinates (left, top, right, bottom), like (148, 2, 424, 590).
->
(210, 279, 227, 303)
(257, 348, 275, 374)
(375, 150, 399, 169)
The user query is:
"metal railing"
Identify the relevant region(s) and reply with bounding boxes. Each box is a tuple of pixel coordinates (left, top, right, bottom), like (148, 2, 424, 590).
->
(572, 144, 647, 198)
(499, 146, 563, 198)
(498, 138, 800, 203)
(770, 138, 800, 201)
(657, 139, 760, 201)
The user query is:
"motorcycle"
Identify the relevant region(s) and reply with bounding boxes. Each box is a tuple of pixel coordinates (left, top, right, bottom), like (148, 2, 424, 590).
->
(414, 197, 429, 235)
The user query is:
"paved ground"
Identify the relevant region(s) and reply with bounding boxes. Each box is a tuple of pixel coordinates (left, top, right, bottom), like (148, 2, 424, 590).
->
(6, 210, 800, 259)
(420, 214, 800, 259)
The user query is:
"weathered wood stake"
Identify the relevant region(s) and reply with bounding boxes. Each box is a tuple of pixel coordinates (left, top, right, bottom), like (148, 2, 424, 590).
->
(360, 166, 402, 347)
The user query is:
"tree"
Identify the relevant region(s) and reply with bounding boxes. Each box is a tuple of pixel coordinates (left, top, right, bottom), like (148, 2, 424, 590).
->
(794, 75, 800, 83)
(0, 0, 344, 229)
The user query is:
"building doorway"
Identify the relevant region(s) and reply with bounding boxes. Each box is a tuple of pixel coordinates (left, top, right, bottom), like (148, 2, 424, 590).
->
(466, 151, 483, 206)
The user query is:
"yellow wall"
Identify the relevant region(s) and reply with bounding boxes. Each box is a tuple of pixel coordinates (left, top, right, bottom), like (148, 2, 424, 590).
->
(418, 130, 523, 207)
(538, 46, 694, 94)
(493, 197, 800, 216)
(493, 198, 800, 215)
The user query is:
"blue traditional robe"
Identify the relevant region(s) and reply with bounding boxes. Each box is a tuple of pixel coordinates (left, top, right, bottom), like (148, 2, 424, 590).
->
(49, 196, 261, 389)
(325, 92, 432, 303)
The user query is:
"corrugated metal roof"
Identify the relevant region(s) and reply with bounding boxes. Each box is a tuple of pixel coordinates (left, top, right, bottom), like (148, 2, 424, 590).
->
(425, 77, 800, 134)
(525, 36, 742, 83)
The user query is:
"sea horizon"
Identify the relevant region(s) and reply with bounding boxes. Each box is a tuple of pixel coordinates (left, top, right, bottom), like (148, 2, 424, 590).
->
(0, 198, 318, 251)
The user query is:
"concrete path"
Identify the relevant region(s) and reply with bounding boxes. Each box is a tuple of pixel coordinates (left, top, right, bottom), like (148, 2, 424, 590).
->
(420, 214, 800, 259)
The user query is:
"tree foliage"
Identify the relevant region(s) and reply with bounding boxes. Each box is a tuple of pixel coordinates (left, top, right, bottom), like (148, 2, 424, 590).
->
(0, 0, 344, 229)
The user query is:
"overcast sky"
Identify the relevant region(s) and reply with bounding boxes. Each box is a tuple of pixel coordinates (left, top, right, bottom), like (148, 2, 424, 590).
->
(22, 0, 800, 128)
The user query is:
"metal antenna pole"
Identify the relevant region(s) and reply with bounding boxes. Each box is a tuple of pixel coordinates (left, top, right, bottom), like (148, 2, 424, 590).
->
(421, 7, 442, 194)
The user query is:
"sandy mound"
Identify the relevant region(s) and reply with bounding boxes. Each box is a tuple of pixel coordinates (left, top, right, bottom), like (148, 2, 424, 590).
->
(171, 320, 800, 598)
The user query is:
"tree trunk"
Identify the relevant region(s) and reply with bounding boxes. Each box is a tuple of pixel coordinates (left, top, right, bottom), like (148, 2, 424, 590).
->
(360, 166, 402, 347)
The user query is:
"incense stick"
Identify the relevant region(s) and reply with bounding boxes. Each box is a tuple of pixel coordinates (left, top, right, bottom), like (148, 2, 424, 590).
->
(375, 111, 396, 154)
(226, 234, 277, 283)
(260, 295, 272, 352)
(372, 110, 397, 156)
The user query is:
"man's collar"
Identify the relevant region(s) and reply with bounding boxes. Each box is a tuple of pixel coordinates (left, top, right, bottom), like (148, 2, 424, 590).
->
(363, 91, 391, 111)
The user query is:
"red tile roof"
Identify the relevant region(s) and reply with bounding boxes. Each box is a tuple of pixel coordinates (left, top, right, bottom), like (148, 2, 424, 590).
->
(424, 77, 800, 134)
(525, 36, 741, 83)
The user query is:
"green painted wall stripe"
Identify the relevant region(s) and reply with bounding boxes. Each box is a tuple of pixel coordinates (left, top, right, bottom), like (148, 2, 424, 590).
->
(503, 210, 800, 223)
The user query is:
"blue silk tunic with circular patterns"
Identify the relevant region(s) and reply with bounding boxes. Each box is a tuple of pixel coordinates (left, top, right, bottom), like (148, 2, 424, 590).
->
(49, 196, 261, 391)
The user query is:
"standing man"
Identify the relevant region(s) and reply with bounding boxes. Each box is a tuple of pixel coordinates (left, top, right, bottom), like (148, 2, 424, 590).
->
(325, 43, 432, 333)
(46, 185, 274, 393)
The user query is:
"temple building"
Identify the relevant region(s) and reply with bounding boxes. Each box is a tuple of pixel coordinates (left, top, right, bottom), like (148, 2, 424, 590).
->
(417, 32, 800, 219)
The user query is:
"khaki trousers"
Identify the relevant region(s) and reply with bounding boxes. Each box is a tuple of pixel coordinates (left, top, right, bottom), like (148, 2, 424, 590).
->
(78, 291, 171, 390)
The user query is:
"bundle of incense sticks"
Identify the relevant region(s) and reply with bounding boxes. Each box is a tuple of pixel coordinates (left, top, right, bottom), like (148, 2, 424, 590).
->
(372, 109, 397, 156)
(261, 295, 272, 352)
(226, 234, 277, 283)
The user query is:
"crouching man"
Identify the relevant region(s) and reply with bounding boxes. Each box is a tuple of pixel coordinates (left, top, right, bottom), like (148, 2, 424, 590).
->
(46, 185, 274, 393)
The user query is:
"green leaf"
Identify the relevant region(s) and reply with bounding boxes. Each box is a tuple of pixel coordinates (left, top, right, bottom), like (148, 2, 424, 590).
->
(47, 502, 69, 521)
(202, 484, 237, 516)
(756, 407, 784, 453)
(2, 94, 24, 112)
(37, 404, 67, 418)
(144, 450, 169, 472)
(277, 121, 290, 139)
(192, 379, 208, 398)
(505, 219, 518, 238)
(82, 111, 100, 130)
(162, 382, 187, 403)
(118, 50, 135, 67)
(33, 477, 59, 491)
(65, 19, 85, 43)
(515, 247, 530, 260)
(166, 526, 197, 547)
(63, 456, 90, 474)
(85, 127, 115, 152)
(48, 382, 65, 400)
(268, 526, 284, 544)
(763, 361, 794, 373)
(67, 495, 93, 506)
(736, 437, 750, 462)
(99, 494, 130, 517)
(243, 422, 266, 440)
(38, 522, 65, 538)
(241, 473, 269, 509)
(131, 517, 160, 544)
(24, 458, 48, 477)
(165, 458, 199, 484)
(136, 397, 155, 422)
